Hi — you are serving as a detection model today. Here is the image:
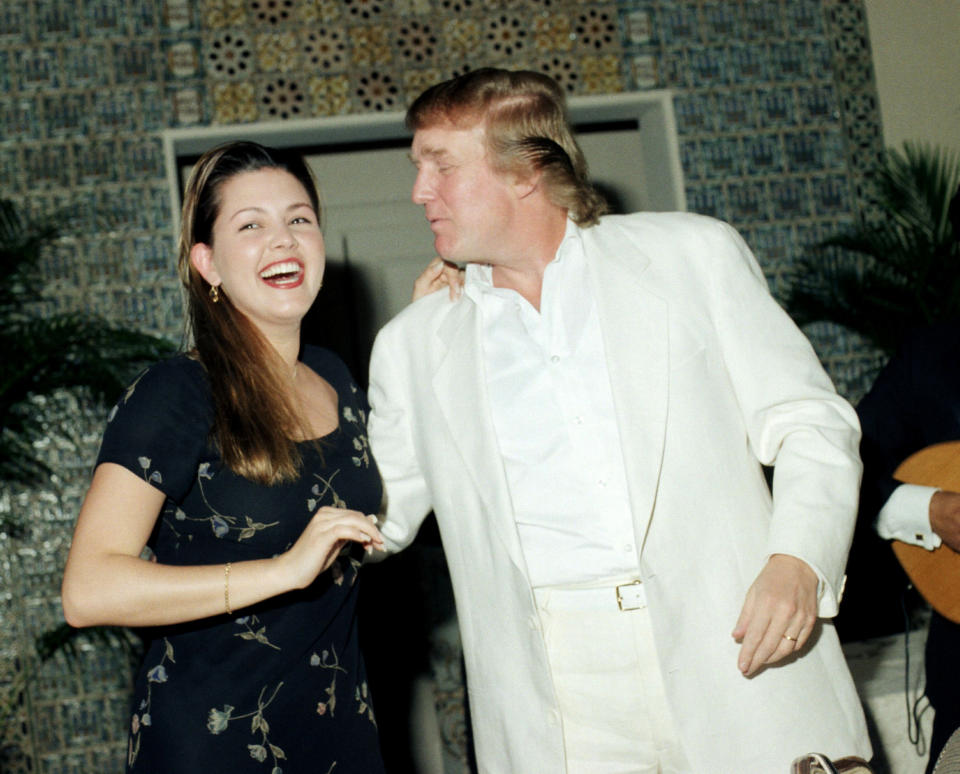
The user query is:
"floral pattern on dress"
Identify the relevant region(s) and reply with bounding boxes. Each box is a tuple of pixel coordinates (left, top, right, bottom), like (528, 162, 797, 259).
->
(207, 682, 287, 771)
(128, 638, 175, 768)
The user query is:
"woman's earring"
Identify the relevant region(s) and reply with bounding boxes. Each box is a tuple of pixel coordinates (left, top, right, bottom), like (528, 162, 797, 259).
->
(209, 285, 220, 303)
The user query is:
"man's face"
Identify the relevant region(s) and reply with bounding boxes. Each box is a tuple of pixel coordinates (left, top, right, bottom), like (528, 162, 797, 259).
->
(410, 122, 519, 266)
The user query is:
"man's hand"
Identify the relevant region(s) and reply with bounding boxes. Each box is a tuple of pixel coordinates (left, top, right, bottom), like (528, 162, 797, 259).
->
(731, 554, 819, 676)
(930, 490, 960, 552)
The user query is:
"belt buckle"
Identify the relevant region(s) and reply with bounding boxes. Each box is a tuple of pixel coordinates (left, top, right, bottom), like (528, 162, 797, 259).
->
(616, 580, 644, 611)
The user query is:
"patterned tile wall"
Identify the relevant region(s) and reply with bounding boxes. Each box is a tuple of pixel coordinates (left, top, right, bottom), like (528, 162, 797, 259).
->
(0, 1, 885, 771)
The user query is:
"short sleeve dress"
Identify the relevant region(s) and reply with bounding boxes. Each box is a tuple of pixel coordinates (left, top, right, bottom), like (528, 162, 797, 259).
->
(96, 346, 386, 774)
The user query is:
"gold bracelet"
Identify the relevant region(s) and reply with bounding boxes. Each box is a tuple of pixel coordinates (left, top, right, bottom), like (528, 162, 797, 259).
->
(224, 562, 233, 616)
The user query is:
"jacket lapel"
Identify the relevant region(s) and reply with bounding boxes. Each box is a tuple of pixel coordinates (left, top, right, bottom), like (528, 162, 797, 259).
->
(586, 227, 669, 554)
(432, 300, 530, 573)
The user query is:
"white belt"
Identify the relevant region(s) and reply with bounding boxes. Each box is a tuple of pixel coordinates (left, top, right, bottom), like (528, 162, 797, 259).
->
(533, 579, 646, 612)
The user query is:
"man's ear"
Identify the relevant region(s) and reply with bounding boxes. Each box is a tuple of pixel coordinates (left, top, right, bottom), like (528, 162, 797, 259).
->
(512, 168, 542, 200)
(190, 242, 220, 286)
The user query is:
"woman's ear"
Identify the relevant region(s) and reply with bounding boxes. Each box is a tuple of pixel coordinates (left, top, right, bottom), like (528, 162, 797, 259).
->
(190, 242, 220, 286)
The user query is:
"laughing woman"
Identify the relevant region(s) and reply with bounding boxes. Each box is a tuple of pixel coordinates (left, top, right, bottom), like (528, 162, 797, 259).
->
(61, 142, 387, 773)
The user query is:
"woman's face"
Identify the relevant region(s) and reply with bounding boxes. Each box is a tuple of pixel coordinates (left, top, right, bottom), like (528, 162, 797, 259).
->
(191, 167, 325, 339)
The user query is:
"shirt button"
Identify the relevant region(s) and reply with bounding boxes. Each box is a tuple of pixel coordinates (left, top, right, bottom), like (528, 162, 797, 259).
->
(550, 355, 560, 363)
(624, 544, 633, 553)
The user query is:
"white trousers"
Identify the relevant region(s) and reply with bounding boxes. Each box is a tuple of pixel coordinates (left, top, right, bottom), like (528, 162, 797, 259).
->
(534, 579, 692, 774)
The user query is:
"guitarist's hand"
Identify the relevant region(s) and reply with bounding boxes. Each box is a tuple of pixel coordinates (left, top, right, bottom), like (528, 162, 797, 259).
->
(930, 490, 960, 552)
(731, 554, 818, 677)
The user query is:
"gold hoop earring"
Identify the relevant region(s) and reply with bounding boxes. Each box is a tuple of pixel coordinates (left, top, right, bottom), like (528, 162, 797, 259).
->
(209, 285, 220, 303)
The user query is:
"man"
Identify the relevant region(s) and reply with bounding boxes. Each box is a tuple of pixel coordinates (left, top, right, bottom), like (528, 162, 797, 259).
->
(368, 68, 870, 773)
(857, 319, 960, 774)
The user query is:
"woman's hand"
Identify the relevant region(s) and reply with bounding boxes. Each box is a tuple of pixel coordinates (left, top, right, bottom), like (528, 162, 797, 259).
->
(413, 256, 464, 301)
(280, 507, 384, 590)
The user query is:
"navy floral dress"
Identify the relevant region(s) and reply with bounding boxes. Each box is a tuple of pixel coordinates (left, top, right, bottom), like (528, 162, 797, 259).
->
(96, 346, 385, 774)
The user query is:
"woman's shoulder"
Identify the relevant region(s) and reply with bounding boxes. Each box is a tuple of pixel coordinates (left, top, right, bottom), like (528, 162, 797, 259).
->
(302, 345, 354, 385)
(107, 352, 211, 423)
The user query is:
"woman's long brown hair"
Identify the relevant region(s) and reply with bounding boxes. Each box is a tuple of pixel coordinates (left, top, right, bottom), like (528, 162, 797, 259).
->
(177, 141, 321, 485)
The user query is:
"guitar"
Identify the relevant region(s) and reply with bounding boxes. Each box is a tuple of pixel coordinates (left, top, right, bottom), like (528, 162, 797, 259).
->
(891, 441, 960, 623)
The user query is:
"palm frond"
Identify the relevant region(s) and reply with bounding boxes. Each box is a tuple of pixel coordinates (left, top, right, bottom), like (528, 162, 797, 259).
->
(786, 142, 960, 354)
(0, 198, 176, 487)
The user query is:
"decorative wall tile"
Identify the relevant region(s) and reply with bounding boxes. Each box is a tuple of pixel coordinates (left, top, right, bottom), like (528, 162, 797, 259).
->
(114, 40, 162, 82)
(352, 68, 401, 112)
(756, 87, 797, 128)
(212, 80, 258, 123)
(397, 67, 439, 106)
(580, 54, 621, 94)
(442, 17, 483, 57)
(624, 9, 653, 45)
(485, 12, 530, 60)
(166, 38, 201, 78)
(17, 47, 61, 91)
(0, 3, 29, 42)
(537, 55, 581, 94)
(85, 0, 126, 38)
(701, 2, 739, 39)
(62, 43, 113, 87)
(206, 29, 254, 78)
(249, 0, 295, 25)
(342, 0, 386, 22)
(163, 0, 194, 30)
(254, 30, 300, 72)
(572, 6, 619, 53)
(714, 89, 756, 132)
(727, 42, 770, 84)
(395, 18, 439, 65)
(302, 27, 348, 72)
(743, 1, 782, 40)
(258, 75, 306, 119)
(770, 40, 810, 81)
(307, 74, 352, 115)
(701, 136, 742, 178)
(171, 86, 204, 124)
(92, 87, 141, 132)
(727, 180, 768, 221)
(202, 0, 248, 28)
(742, 133, 784, 175)
(348, 24, 390, 66)
(629, 53, 659, 89)
(685, 182, 727, 220)
(533, 14, 573, 54)
(35, 0, 80, 40)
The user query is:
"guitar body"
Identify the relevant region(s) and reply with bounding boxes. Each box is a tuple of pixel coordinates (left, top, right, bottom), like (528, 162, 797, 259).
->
(892, 441, 960, 624)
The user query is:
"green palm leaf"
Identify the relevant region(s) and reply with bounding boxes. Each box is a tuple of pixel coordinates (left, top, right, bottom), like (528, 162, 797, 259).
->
(786, 142, 960, 353)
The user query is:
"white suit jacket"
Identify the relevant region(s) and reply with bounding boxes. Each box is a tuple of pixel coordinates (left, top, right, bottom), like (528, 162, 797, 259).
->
(367, 212, 871, 773)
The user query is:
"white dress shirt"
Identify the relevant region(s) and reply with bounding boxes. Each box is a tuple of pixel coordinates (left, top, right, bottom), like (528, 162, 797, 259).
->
(876, 483, 941, 549)
(464, 221, 641, 587)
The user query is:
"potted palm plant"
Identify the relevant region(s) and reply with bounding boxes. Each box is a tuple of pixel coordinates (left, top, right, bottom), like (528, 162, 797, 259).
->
(0, 197, 174, 759)
(786, 141, 960, 355)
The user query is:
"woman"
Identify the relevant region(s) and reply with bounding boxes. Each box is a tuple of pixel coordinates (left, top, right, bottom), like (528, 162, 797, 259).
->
(62, 141, 387, 773)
